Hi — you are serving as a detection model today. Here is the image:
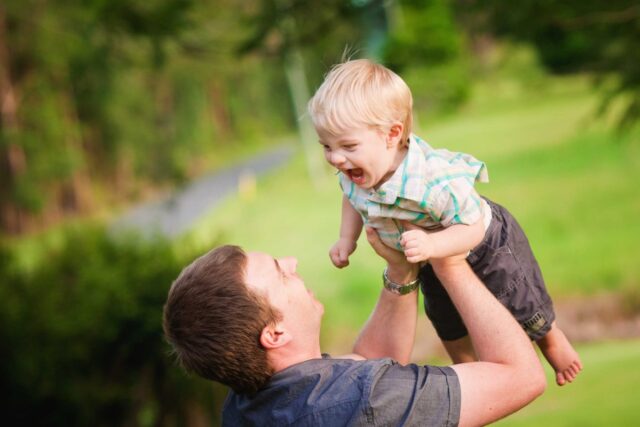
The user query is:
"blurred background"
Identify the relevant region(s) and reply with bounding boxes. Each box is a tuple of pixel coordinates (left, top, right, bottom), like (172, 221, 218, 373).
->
(1, 0, 639, 425)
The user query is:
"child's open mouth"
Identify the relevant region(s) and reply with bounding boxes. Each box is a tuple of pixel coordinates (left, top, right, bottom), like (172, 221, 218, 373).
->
(347, 168, 366, 186)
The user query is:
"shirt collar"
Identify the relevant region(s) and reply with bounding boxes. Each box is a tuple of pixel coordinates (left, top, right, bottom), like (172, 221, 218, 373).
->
(370, 134, 426, 204)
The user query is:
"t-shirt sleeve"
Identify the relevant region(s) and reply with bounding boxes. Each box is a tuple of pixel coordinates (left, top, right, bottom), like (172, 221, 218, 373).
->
(368, 362, 461, 426)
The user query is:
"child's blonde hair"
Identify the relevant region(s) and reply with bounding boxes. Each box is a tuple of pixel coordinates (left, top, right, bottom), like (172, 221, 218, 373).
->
(308, 59, 413, 143)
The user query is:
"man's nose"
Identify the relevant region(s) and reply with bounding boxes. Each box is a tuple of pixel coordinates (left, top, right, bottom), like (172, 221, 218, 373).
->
(280, 256, 298, 272)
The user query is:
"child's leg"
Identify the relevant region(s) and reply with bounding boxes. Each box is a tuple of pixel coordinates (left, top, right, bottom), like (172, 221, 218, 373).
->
(473, 198, 583, 386)
(536, 321, 583, 386)
(442, 335, 477, 364)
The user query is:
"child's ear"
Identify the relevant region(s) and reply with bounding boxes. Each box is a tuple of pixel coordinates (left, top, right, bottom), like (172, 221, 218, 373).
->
(386, 123, 404, 148)
(260, 322, 292, 350)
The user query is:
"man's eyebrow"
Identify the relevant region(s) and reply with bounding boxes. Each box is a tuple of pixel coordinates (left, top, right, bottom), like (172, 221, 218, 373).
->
(274, 258, 284, 280)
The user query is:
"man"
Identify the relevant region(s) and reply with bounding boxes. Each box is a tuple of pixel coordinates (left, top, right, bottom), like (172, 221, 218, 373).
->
(163, 225, 546, 426)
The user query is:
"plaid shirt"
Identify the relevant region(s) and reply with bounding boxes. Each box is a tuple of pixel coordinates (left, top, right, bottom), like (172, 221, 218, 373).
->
(339, 134, 491, 250)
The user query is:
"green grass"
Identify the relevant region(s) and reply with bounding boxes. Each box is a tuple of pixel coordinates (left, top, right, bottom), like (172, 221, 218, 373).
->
(497, 339, 640, 426)
(186, 75, 640, 347)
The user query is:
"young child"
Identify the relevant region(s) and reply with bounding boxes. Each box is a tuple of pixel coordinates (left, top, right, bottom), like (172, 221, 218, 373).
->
(307, 59, 582, 386)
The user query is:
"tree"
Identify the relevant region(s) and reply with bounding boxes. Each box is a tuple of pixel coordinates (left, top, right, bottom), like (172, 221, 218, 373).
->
(382, 0, 471, 113)
(0, 0, 200, 234)
(0, 227, 227, 426)
(237, 0, 389, 183)
(458, 0, 640, 130)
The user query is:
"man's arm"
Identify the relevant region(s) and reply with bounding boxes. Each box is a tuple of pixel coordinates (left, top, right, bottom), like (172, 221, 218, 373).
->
(432, 256, 547, 426)
(350, 227, 419, 365)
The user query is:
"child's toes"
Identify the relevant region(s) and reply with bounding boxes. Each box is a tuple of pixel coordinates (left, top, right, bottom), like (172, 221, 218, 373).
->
(564, 369, 575, 383)
(556, 371, 567, 386)
(573, 361, 583, 376)
(569, 361, 581, 375)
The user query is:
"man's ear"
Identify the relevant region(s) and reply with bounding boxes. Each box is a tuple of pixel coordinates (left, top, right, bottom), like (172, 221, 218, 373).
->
(260, 322, 292, 350)
(386, 123, 404, 148)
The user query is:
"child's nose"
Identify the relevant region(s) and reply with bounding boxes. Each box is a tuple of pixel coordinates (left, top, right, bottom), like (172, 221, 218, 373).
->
(328, 152, 346, 167)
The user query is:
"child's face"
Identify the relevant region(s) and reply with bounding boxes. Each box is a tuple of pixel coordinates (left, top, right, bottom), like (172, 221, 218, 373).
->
(318, 126, 401, 189)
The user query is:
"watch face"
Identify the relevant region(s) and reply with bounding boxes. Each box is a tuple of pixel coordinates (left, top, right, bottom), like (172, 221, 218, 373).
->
(383, 269, 420, 295)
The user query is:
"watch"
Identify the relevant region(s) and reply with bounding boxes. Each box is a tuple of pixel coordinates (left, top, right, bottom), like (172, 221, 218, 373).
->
(382, 268, 420, 295)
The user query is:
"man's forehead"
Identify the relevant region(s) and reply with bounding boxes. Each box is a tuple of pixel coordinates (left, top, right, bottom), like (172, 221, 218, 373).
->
(245, 251, 280, 292)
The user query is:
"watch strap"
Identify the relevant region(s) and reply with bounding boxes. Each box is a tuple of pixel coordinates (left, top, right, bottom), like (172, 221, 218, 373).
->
(382, 268, 420, 295)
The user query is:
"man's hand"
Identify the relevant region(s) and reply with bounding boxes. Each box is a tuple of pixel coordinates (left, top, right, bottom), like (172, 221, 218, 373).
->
(365, 226, 417, 284)
(365, 227, 405, 266)
(354, 226, 419, 364)
(400, 223, 438, 263)
(329, 237, 357, 268)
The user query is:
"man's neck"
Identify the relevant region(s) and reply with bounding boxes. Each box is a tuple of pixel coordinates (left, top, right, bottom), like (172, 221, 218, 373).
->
(268, 343, 323, 374)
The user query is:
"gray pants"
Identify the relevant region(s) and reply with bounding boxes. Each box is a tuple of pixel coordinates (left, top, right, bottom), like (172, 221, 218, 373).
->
(420, 198, 555, 342)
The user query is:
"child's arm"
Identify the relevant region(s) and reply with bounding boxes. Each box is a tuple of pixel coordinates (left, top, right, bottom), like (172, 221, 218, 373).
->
(401, 216, 484, 263)
(330, 195, 363, 268)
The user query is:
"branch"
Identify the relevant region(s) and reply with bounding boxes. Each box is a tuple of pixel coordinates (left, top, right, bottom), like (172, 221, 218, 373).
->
(556, 5, 640, 29)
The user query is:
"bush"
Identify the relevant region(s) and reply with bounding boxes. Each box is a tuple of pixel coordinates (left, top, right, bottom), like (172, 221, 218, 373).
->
(402, 60, 471, 115)
(0, 226, 228, 426)
(382, 0, 471, 114)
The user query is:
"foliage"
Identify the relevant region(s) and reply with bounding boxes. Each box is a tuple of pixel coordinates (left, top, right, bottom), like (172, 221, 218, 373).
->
(383, 0, 463, 70)
(383, 0, 471, 113)
(0, 0, 198, 225)
(0, 226, 227, 426)
(3, 0, 640, 236)
(458, 0, 640, 130)
(238, 0, 378, 58)
(0, 0, 296, 234)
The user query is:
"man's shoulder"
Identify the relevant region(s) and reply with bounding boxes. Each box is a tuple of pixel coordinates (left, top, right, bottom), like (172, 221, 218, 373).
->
(266, 356, 398, 395)
(222, 357, 396, 426)
(222, 358, 461, 426)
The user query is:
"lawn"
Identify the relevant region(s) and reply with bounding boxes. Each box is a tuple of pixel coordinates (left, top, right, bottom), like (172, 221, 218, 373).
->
(189, 75, 640, 348)
(497, 339, 640, 426)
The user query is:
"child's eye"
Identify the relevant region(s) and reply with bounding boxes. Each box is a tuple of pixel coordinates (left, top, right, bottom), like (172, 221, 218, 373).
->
(322, 145, 331, 151)
(343, 144, 357, 151)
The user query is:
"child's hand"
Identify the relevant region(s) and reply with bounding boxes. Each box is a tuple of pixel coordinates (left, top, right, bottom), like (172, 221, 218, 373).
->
(330, 238, 357, 268)
(400, 225, 436, 263)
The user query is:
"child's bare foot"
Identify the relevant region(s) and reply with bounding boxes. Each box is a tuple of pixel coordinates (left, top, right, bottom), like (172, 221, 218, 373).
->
(536, 322, 583, 386)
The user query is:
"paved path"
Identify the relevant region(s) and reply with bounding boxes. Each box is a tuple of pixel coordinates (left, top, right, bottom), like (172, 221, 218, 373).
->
(111, 145, 294, 238)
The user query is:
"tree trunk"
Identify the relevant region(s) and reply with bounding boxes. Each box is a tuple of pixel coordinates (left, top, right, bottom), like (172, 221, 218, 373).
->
(283, 45, 324, 188)
(0, 4, 27, 234)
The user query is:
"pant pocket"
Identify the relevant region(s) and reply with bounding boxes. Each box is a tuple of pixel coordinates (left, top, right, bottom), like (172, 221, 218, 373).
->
(469, 242, 524, 300)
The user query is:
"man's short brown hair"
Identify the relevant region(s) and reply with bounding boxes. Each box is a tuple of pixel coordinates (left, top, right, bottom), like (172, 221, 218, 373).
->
(163, 245, 281, 394)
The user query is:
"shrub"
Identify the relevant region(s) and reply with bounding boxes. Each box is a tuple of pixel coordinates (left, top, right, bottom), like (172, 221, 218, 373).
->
(0, 226, 227, 426)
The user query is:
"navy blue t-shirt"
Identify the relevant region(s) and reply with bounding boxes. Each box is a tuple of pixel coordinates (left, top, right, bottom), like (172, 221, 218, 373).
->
(223, 356, 460, 426)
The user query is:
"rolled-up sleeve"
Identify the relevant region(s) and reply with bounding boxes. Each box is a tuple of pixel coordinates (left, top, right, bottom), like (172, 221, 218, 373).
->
(368, 363, 461, 426)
